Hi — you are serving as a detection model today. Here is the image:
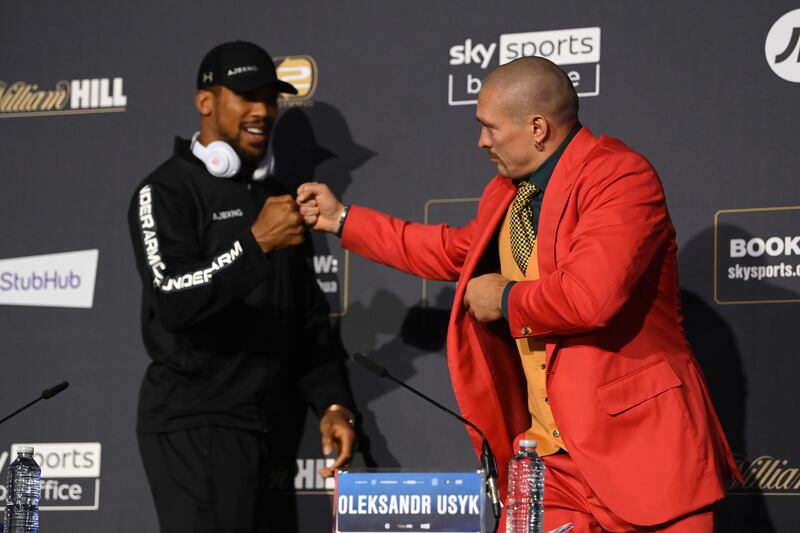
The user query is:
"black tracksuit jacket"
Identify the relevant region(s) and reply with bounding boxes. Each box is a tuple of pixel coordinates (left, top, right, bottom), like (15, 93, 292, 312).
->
(128, 138, 353, 434)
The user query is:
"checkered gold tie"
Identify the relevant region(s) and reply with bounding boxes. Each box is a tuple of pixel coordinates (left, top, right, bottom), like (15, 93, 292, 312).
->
(509, 180, 540, 275)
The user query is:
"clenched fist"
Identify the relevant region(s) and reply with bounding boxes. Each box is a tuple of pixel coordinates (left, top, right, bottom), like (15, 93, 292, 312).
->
(251, 195, 305, 252)
(463, 273, 511, 322)
(296, 182, 345, 233)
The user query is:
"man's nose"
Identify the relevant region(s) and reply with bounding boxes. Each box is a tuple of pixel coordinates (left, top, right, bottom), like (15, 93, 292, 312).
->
(478, 128, 491, 148)
(250, 98, 280, 120)
(249, 101, 268, 118)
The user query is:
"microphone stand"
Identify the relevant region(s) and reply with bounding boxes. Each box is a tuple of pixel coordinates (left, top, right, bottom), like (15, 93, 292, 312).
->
(0, 381, 70, 426)
(353, 353, 502, 533)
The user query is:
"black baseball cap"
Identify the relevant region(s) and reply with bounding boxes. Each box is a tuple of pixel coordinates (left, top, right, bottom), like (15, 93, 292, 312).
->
(197, 41, 298, 95)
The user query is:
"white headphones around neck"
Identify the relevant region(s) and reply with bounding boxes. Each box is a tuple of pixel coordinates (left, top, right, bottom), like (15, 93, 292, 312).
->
(190, 132, 273, 181)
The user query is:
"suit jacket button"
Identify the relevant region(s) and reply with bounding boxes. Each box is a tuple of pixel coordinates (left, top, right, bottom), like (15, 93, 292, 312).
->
(520, 326, 532, 335)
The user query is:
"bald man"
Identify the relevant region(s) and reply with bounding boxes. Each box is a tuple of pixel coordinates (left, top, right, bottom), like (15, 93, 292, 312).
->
(298, 57, 739, 532)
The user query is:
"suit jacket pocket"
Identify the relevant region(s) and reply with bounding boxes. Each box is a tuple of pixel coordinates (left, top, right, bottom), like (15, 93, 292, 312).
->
(596, 358, 682, 415)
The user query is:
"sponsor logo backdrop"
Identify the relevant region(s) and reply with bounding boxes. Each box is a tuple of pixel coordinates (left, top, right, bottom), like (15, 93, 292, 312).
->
(0, 1, 798, 531)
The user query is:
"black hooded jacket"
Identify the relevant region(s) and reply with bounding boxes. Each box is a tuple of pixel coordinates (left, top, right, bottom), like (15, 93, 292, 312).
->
(128, 138, 353, 433)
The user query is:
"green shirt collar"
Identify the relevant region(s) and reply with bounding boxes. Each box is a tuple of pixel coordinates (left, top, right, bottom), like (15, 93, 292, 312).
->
(527, 121, 582, 191)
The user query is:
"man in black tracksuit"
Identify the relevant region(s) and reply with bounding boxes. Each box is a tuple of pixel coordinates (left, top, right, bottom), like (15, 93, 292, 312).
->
(127, 41, 356, 533)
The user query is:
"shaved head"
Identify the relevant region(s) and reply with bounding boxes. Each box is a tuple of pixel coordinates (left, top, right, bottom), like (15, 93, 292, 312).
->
(475, 57, 581, 178)
(483, 56, 578, 126)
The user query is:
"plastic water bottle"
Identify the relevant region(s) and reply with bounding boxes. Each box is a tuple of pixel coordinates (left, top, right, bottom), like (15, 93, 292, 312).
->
(4, 446, 40, 533)
(506, 439, 544, 533)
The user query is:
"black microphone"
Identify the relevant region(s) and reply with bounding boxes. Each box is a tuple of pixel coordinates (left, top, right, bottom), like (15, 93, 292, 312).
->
(42, 381, 69, 399)
(0, 381, 70, 426)
(352, 353, 503, 522)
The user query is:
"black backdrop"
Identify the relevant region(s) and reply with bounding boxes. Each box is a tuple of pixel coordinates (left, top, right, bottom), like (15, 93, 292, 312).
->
(1, 2, 799, 531)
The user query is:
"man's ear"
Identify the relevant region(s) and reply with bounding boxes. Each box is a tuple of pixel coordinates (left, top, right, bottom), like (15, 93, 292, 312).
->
(195, 89, 214, 116)
(531, 115, 550, 144)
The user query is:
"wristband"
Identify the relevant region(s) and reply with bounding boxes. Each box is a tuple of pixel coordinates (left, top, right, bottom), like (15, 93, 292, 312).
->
(334, 204, 350, 238)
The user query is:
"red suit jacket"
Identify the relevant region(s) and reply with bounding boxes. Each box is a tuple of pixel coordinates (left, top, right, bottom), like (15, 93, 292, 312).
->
(341, 127, 738, 525)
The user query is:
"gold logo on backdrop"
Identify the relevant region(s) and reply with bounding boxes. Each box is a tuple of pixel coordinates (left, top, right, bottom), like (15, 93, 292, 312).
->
(275, 55, 318, 107)
(0, 81, 69, 114)
(729, 454, 800, 495)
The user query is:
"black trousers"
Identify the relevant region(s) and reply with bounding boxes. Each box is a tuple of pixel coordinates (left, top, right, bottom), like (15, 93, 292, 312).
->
(138, 427, 298, 533)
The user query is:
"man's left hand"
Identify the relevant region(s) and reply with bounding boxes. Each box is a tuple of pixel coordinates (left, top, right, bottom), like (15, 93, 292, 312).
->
(464, 273, 510, 322)
(318, 407, 356, 478)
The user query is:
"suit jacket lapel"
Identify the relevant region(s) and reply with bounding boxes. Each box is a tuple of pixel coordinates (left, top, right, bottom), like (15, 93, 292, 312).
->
(448, 177, 519, 467)
(537, 126, 598, 276)
(457, 178, 516, 292)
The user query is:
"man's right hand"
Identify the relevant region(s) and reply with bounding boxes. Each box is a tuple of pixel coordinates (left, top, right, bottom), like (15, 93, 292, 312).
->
(296, 182, 345, 233)
(251, 195, 305, 253)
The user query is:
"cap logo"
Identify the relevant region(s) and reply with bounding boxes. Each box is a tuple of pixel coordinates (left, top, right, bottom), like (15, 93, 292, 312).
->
(202, 72, 214, 83)
(227, 65, 259, 77)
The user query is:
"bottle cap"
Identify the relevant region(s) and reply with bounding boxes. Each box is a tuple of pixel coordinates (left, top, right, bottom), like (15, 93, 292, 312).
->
(17, 446, 34, 455)
(519, 439, 538, 449)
